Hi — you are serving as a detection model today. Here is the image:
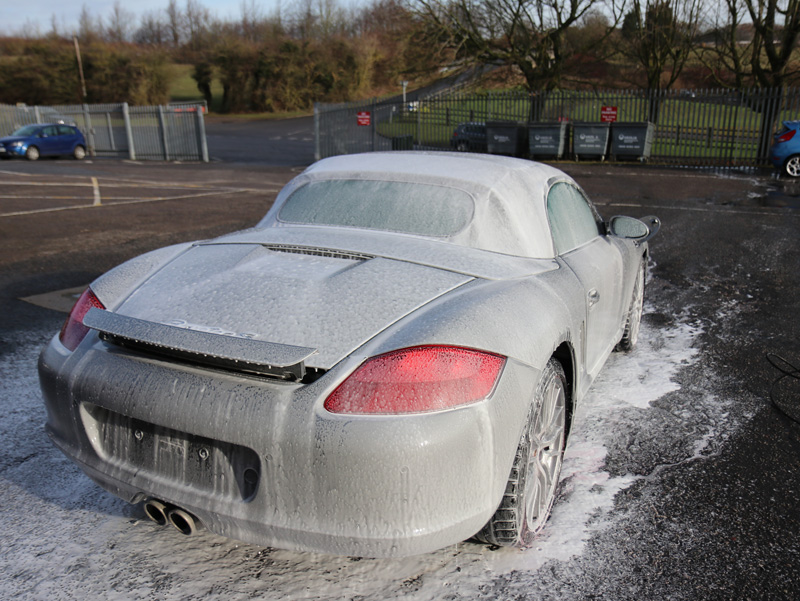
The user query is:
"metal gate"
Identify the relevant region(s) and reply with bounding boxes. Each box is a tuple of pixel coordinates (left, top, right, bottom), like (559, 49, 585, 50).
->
(0, 102, 209, 162)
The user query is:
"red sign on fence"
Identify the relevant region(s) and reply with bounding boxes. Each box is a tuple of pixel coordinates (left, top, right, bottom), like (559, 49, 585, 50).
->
(357, 111, 371, 126)
(601, 106, 618, 122)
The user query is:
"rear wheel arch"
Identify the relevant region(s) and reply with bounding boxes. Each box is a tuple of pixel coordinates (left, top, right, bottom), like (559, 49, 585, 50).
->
(552, 342, 576, 435)
(476, 355, 569, 547)
(616, 254, 647, 352)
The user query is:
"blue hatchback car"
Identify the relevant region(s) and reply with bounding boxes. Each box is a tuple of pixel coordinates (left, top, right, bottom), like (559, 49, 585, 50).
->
(0, 123, 87, 161)
(769, 121, 800, 177)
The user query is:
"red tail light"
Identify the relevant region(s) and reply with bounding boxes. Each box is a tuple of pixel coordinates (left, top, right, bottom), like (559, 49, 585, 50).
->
(777, 129, 796, 143)
(324, 346, 506, 415)
(59, 288, 105, 351)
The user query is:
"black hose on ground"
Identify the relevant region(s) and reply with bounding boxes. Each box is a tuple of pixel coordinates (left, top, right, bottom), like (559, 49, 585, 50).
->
(767, 353, 800, 425)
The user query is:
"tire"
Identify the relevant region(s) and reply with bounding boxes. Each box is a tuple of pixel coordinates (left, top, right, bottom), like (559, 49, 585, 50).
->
(476, 358, 567, 548)
(456, 141, 469, 152)
(25, 146, 40, 161)
(73, 145, 86, 160)
(783, 155, 800, 177)
(616, 259, 645, 352)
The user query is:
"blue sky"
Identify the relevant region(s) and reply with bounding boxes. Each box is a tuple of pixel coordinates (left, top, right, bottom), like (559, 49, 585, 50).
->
(1, 1, 312, 36)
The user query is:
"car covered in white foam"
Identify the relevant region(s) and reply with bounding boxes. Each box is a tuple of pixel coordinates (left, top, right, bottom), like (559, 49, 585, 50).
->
(39, 152, 658, 557)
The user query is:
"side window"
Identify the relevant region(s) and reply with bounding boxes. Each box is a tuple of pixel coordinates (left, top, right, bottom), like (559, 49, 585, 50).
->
(42, 126, 57, 137)
(58, 125, 75, 136)
(547, 182, 602, 254)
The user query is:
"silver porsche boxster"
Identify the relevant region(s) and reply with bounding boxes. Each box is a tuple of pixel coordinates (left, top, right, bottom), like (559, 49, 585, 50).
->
(39, 152, 658, 557)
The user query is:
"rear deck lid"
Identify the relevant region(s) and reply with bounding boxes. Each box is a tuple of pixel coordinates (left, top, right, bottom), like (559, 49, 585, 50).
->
(113, 243, 472, 370)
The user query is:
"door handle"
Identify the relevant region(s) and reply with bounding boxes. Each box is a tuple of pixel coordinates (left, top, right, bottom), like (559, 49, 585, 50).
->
(588, 289, 600, 307)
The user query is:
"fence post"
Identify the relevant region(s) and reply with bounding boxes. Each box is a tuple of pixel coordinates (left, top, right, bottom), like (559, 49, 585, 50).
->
(314, 103, 321, 162)
(106, 113, 116, 151)
(195, 105, 209, 162)
(83, 104, 95, 157)
(417, 100, 422, 146)
(122, 102, 136, 160)
(372, 97, 377, 152)
(158, 105, 169, 160)
(34, 106, 42, 123)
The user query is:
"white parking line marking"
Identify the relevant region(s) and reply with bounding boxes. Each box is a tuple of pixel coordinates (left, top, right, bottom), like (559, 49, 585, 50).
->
(91, 177, 101, 206)
(0, 189, 256, 217)
(0, 174, 281, 218)
(0, 181, 94, 187)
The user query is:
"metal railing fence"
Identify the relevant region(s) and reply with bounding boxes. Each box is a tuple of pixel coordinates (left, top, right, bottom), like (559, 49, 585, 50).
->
(0, 102, 209, 162)
(315, 87, 800, 167)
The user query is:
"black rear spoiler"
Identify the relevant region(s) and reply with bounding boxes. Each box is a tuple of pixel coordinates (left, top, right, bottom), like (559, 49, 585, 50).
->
(83, 308, 316, 381)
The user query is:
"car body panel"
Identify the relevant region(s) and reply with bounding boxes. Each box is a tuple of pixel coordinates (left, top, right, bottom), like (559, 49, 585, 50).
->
(112, 242, 474, 370)
(207, 226, 559, 280)
(40, 334, 537, 556)
(39, 152, 652, 557)
(561, 235, 626, 378)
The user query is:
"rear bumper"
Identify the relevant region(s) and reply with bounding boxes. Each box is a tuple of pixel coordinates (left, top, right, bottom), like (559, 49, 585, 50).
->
(39, 333, 535, 557)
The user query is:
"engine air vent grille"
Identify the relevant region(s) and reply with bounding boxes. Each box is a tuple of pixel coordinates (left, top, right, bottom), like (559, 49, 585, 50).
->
(262, 244, 373, 262)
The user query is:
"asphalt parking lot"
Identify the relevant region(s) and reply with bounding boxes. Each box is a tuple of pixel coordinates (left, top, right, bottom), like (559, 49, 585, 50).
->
(1, 133, 799, 599)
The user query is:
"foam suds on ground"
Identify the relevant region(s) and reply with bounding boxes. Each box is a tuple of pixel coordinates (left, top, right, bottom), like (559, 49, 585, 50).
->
(0, 311, 732, 600)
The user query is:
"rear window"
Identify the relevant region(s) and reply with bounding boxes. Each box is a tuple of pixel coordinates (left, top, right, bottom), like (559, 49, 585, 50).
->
(278, 179, 474, 237)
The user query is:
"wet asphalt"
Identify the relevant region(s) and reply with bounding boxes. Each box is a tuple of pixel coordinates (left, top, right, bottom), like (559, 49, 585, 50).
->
(0, 117, 799, 599)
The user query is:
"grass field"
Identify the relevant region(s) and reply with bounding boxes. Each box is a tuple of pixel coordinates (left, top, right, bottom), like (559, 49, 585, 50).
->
(168, 64, 224, 113)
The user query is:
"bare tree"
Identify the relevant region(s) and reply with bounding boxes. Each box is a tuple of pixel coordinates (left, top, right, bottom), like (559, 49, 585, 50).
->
(78, 4, 102, 42)
(167, 0, 184, 46)
(185, 0, 211, 51)
(745, 0, 800, 88)
(413, 0, 624, 92)
(699, 0, 800, 88)
(290, 0, 348, 40)
(696, 0, 750, 88)
(315, 0, 347, 37)
(240, 0, 265, 42)
(49, 14, 60, 38)
(107, 1, 135, 43)
(618, 0, 704, 90)
(15, 18, 42, 38)
(135, 11, 169, 46)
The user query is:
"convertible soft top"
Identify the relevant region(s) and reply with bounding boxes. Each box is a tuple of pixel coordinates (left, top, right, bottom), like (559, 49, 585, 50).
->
(260, 152, 572, 259)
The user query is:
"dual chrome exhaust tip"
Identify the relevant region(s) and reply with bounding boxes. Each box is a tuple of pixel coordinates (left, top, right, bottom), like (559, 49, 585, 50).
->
(143, 498, 201, 536)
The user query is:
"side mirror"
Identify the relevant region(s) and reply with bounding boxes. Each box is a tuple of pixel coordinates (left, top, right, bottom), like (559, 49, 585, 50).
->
(608, 215, 660, 245)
